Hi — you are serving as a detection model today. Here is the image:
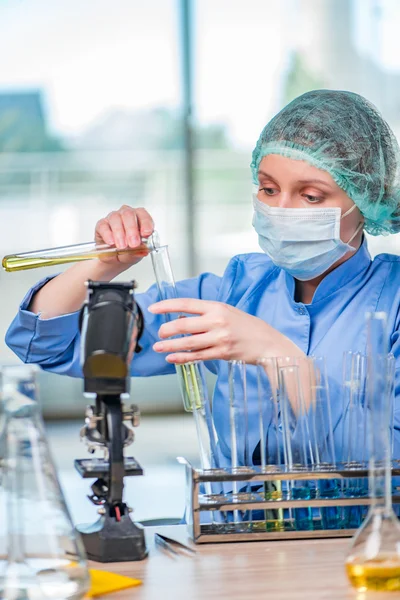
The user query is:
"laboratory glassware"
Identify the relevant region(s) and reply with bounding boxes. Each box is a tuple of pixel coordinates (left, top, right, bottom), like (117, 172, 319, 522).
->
(2, 233, 160, 272)
(256, 358, 284, 530)
(279, 362, 314, 531)
(345, 312, 400, 592)
(150, 244, 221, 498)
(0, 365, 90, 600)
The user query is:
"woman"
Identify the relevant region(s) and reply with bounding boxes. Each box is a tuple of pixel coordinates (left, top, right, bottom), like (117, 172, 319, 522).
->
(6, 89, 400, 466)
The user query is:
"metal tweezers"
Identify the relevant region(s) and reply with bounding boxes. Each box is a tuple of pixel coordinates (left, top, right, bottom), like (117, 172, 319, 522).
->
(154, 533, 196, 556)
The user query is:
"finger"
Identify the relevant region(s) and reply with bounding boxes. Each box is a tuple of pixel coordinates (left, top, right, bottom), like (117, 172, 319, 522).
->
(158, 316, 209, 339)
(148, 298, 213, 315)
(153, 332, 214, 354)
(135, 207, 155, 237)
(119, 207, 141, 247)
(166, 348, 222, 364)
(107, 212, 127, 249)
(95, 219, 115, 246)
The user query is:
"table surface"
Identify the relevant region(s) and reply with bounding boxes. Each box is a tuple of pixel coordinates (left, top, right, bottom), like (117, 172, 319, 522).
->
(88, 525, 387, 600)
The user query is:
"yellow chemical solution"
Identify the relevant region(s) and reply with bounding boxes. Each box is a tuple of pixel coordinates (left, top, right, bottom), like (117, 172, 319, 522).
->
(2, 245, 150, 272)
(346, 555, 400, 592)
(2, 233, 159, 272)
(175, 362, 204, 412)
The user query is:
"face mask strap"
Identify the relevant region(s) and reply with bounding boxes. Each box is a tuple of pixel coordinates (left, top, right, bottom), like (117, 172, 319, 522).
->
(341, 203, 363, 245)
(341, 203, 357, 219)
(347, 221, 364, 245)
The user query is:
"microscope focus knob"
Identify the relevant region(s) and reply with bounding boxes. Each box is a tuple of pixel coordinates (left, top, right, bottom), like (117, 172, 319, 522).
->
(122, 404, 140, 427)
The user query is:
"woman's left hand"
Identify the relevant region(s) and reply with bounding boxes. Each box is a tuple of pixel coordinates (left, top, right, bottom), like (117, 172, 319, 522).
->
(148, 298, 304, 364)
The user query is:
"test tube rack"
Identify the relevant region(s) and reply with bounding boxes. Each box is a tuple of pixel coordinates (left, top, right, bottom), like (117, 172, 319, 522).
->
(180, 459, 400, 543)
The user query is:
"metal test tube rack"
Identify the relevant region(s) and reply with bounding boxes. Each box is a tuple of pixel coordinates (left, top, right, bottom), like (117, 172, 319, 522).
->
(180, 459, 400, 543)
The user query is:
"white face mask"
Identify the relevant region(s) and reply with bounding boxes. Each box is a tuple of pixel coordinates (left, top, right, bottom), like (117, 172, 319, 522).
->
(252, 194, 363, 281)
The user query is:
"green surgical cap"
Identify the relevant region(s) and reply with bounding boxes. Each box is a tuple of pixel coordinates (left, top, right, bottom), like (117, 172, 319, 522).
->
(250, 89, 400, 235)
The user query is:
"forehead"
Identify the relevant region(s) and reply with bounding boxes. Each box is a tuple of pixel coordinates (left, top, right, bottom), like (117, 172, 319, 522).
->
(258, 154, 335, 186)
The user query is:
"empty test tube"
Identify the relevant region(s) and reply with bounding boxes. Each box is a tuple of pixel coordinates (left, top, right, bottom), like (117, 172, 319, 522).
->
(228, 360, 251, 528)
(279, 363, 313, 531)
(341, 351, 368, 529)
(308, 356, 339, 529)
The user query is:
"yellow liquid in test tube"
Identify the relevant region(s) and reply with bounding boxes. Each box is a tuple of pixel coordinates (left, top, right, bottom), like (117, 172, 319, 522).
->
(346, 556, 400, 592)
(175, 363, 204, 412)
(2, 246, 150, 272)
(2, 234, 159, 272)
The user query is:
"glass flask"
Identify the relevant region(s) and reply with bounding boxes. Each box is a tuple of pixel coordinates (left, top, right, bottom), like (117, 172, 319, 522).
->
(345, 312, 400, 592)
(2, 232, 159, 272)
(0, 365, 90, 600)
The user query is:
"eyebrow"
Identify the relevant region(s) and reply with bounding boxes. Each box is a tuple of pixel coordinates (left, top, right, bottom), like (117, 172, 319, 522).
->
(258, 170, 332, 189)
(297, 179, 333, 189)
(257, 170, 278, 182)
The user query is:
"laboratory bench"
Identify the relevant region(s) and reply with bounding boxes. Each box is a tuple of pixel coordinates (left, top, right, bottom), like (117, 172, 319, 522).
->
(89, 524, 381, 600)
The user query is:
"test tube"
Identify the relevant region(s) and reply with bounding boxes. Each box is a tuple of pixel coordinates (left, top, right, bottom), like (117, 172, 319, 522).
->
(150, 245, 203, 412)
(150, 245, 220, 501)
(341, 351, 368, 529)
(256, 358, 284, 530)
(308, 356, 339, 530)
(228, 360, 252, 529)
(341, 352, 368, 468)
(2, 233, 160, 272)
(279, 363, 314, 531)
(386, 353, 396, 460)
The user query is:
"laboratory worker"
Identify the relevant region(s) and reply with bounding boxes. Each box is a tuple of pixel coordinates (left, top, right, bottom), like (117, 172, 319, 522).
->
(5, 89, 400, 466)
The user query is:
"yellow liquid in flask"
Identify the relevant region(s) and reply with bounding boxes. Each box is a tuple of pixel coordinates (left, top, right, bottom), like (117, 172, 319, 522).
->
(346, 555, 400, 592)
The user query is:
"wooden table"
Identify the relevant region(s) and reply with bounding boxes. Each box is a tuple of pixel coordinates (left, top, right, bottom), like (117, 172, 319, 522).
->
(89, 525, 386, 600)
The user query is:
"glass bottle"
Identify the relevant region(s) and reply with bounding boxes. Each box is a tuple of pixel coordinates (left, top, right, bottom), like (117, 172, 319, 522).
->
(345, 312, 400, 592)
(0, 365, 90, 600)
(2, 233, 160, 272)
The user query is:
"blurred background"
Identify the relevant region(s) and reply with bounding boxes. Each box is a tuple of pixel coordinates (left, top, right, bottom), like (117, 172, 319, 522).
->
(1, 0, 400, 521)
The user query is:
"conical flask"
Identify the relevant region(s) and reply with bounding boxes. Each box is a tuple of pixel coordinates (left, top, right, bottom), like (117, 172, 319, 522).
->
(0, 365, 90, 600)
(345, 313, 400, 592)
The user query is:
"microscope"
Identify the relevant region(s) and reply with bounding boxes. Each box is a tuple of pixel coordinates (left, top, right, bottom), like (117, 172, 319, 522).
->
(74, 280, 148, 562)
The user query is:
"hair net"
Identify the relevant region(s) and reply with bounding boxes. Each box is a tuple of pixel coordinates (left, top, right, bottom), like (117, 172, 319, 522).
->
(250, 89, 400, 235)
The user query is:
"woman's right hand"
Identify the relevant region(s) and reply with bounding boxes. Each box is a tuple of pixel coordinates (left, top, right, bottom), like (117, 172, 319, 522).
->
(95, 205, 155, 268)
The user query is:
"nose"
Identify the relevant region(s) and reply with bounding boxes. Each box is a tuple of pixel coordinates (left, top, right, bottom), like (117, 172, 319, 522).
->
(277, 192, 294, 208)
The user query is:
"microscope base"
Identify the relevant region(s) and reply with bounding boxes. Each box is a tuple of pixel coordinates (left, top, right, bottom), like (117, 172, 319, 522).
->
(76, 513, 148, 562)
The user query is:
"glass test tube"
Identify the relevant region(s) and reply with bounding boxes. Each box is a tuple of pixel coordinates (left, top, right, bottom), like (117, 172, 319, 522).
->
(346, 312, 400, 592)
(307, 356, 339, 530)
(150, 245, 220, 475)
(150, 245, 202, 412)
(2, 232, 160, 272)
(341, 351, 368, 529)
(279, 363, 314, 531)
(228, 360, 251, 528)
(256, 358, 284, 530)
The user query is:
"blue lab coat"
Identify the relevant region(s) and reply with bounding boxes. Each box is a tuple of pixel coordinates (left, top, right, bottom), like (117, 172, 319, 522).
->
(5, 238, 400, 468)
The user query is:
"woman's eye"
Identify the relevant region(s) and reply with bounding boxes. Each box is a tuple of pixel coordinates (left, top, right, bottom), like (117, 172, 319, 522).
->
(303, 194, 323, 203)
(260, 187, 278, 196)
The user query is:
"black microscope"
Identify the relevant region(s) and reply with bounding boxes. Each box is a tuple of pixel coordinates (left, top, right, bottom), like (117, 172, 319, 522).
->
(74, 280, 148, 562)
